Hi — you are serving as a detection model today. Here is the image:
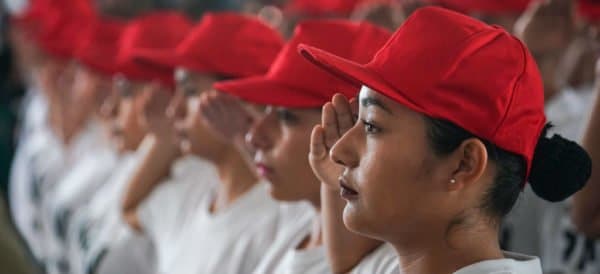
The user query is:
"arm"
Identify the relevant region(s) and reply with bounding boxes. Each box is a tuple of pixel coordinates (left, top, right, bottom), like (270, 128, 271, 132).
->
(121, 134, 180, 232)
(122, 87, 181, 232)
(312, 95, 383, 274)
(572, 65, 600, 237)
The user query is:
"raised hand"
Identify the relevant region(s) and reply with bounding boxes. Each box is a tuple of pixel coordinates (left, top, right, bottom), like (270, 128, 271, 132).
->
(309, 93, 357, 190)
(198, 90, 259, 143)
(138, 83, 174, 140)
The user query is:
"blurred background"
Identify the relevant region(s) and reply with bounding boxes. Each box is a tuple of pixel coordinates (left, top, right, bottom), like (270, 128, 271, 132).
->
(1, 0, 599, 274)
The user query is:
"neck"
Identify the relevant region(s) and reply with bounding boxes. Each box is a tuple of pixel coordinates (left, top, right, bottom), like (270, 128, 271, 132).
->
(392, 221, 503, 274)
(211, 147, 259, 212)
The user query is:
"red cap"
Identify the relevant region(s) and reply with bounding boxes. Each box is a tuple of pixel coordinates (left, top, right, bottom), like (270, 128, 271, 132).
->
(299, 7, 546, 183)
(35, 2, 96, 58)
(214, 20, 391, 108)
(75, 18, 127, 76)
(117, 12, 193, 87)
(13, 0, 96, 34)
(577, 0, 600, 22)
(425, 0, 533, 14)
(286, 0, 364, 16)
(142, 12, 284, 78)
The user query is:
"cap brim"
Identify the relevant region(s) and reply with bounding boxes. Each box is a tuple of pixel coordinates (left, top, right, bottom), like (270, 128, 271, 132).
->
(132, 49, 179, 70)
(298, 44, 426, 114)
(214, 76, 327, 108)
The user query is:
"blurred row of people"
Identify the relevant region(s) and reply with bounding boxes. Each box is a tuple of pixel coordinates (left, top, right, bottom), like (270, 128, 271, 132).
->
(3, 0, 600, 274)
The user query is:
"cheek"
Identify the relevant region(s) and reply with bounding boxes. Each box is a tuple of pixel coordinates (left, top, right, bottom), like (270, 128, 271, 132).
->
(350, 137, 436, 228)
(276, 127, 312, 174)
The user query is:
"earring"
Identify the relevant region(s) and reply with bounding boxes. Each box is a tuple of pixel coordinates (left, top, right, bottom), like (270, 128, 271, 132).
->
(450, 178, 456, 184)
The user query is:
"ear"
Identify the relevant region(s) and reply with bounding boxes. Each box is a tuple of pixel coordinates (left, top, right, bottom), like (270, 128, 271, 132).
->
(446, 138, 488, 191)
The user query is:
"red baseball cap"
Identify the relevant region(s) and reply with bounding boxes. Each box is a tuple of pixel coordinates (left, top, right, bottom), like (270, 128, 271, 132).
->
(299, 7, 546, 182)
(214, 20, 391, 108)
(286, 0, 364, 16)
(577, 0, 600, 22)
(13, 0, 96, 33)
(36, 4, 95, 59)
(117, 11, 192, 87)
(425, 0, 533, 14)
(142, 12, 284, 79)
(75, 18, 128, 77)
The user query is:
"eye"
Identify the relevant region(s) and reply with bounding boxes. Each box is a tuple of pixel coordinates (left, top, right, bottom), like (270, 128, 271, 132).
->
(361, 119, 381, 134)
(276, 108, 299, 125)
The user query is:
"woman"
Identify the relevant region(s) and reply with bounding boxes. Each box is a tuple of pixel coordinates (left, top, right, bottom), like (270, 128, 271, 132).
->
(121, 13, 292, 274)
(299, 6, 591, 274)
(210, 19, 396, 273)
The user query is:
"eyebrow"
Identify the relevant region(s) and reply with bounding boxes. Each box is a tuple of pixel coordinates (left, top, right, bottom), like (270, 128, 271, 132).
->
(360, 97, 392, 114)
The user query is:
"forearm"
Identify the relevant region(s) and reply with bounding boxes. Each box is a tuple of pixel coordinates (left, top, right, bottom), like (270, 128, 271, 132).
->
(573, 88, 600, 237)
(121, 134, 181, 219)
(321, 185, 383, 274)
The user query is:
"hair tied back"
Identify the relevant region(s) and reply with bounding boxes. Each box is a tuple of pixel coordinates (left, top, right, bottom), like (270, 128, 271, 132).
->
(529, 124, 592, 202)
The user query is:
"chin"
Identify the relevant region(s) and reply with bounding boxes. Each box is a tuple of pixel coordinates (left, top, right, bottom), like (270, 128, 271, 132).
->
(342, 202, 379, 239)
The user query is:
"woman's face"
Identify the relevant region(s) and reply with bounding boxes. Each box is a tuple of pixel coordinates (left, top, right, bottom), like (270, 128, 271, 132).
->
(112, 78, 147, 152)
(168, 70, 227, 158)
(330, 86, 457, 243)
(71, 65, 112, 120)
(247, 106, 322, 204)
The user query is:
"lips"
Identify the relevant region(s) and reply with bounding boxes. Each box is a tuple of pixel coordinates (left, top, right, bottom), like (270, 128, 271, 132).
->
(255, 162, 274, 178)
(339, 177, 359, 200)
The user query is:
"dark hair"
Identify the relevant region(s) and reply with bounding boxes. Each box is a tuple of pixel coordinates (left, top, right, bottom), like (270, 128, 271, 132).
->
(424, 117, 592, 220)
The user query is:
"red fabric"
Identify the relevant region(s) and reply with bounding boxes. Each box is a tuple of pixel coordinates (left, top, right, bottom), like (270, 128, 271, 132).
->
(13, 0, 96, 34)
(424, 0, 533, 14)
(285, 0, 390, 16)
(299, 7, 546, 184)
(214, 19, 391, 108)
(34, 0, 97, 58)
(75, 18, 128, 76)
(117, 11, 193, 88)
(143, 12, 284, 79)
(577, 0, 600, 22)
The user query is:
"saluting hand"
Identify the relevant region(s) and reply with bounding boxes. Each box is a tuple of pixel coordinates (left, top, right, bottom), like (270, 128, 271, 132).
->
(138, 82, 174, 140)
(310, 94, 358, 190)
(198, 90, 260, 143)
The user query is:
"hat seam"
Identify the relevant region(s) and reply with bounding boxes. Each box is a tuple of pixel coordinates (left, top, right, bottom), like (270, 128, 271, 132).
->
(491, 36, 527, 140)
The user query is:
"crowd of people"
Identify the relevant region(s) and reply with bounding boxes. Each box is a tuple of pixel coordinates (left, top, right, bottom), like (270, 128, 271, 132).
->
(2, 0, 600, 273)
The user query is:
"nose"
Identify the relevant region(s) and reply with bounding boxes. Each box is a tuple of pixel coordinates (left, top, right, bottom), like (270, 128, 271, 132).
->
(330, 125, 360, 169)
(246, 110, 275, 152)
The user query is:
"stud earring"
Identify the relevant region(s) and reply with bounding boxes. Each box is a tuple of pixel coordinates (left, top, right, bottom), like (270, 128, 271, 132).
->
(450, 178, 456, 184)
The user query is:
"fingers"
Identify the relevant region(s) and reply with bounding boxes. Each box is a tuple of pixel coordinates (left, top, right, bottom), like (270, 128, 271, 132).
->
(322, 103, 340, 149)
(310, 125, 328, 159)
(332, 94, 354, 134)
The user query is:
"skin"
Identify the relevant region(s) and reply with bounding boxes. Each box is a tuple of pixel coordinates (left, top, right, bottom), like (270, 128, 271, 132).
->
(247, 106, 322, 206)
(123, 68, 258, 231)
(246, 105, 324, 250)
(310, 94, 385, 273)
(330, 86, 505, 274)
(109, 77, 148, 152)
(200, 92, 384, 270)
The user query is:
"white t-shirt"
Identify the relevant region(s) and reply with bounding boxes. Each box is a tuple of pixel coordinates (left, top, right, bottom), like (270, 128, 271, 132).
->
(350, 243, 399, 274)
(454, 252, 542, 274)
(64, 151, 145, 274)
(275, 246, 330, 274)
(9, 125, 66, 262)
(38, 121, 116, 274)
(253, 204, 319, 274)
(501, 86, 598, 274)
(136, 156, 217, 271)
